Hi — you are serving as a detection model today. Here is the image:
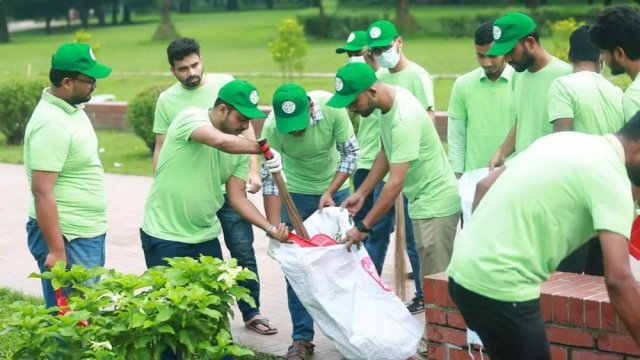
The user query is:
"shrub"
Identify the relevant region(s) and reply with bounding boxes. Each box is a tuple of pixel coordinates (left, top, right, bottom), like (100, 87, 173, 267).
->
(2, 257, 256, 359)
(268, 18, 308, 81)
(73, 29, 101, 53)
(550, 18, 586, 62)
(127, 85, 166, 153)
(298, 14, 383, 39)
(0, 79, 46, 145)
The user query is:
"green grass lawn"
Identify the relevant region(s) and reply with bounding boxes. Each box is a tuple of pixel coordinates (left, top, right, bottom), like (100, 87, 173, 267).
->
(0, 287, 283, 359)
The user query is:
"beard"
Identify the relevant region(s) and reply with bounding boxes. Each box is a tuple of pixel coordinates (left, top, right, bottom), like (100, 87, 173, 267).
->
(510, 49, 535, 73)
(608, 57, 626, 76)
(357, 94, 377, 117)
(182, 73, 203, 89)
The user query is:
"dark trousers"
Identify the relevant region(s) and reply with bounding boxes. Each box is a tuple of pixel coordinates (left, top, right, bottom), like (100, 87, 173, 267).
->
(556, 237, 604, 276)
(448, 277, 550, 360)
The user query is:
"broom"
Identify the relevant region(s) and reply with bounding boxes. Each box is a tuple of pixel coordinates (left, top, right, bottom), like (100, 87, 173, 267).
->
(394, 194, 407, 301)
(258, 139, 310, 240)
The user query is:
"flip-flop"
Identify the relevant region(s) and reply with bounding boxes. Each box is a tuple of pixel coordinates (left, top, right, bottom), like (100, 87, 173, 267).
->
(245, 317, 278, 335)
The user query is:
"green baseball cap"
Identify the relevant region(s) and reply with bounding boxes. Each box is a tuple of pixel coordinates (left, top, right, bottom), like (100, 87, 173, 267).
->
(272, 83, 310, 133)
(487, 12, 537, 56)
(327, 63, 377, 108)
(218, 80, 265, 119)
(51, 43, 112, 79)
(335, 31, 368, 54)
(367, 20, 398, 48)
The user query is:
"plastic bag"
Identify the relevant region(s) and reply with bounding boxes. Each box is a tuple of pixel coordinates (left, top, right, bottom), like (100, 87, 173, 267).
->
(269, 207, 423, 360)
(458, 167, 489, 224)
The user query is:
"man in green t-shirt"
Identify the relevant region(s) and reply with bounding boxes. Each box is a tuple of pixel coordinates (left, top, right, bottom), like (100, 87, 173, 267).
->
(24, 43, 112, 308)
(448, 22, 516, 176)
(152, 38, 276, 335)
(548, 26, 625, 275)
(590, 5, 640, 121)
(261, 83, 359, 360)
(329, 62, 460, 316)
(446, 115, 640, 358)
(487, 12, 572, 168)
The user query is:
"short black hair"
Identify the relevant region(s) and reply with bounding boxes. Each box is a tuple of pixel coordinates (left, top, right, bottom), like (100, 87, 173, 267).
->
(590, 5, 640, 60)
(167, 37, 200, 67)
(522, 29, 539, 43)
(213, 97, 237, 112)
(49, 69, 82, 87)
(474, 22, 494, 46)
(568, 25, 600, 63)
(618, 111, 640, 140)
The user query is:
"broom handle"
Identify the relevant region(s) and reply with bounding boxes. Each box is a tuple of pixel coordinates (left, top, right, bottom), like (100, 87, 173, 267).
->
(258, 139, 310, 239)
(394, 193, 407, 300)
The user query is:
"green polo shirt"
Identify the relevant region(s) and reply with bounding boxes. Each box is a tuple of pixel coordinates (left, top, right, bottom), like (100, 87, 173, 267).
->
(447, 66, 516, 173)
(380, 86, 460, 219)
(514, 57, 572, 153)
(262, 92, 354, 195)
(547, 71, 624, 134)
(24, 88, 107, 240)
(447, 133, 634, 302)
(143, 108, 224, 243)
(153, 73, 234, 135)
(377, 62, 435, 110)
(624, 73, 640, 121)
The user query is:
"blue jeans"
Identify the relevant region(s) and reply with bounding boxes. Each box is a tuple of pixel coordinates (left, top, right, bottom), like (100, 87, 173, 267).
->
(218, 195, 260, 322)
(352, 170, 423, 299)
(140, 229, 224, 267)
(26, 218, 106, 308)
(283, 188, 350, 342)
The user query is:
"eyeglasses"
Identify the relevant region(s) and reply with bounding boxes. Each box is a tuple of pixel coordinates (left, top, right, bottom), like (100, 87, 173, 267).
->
(73, 76, 97, 86)
(368, 43, 394, 56)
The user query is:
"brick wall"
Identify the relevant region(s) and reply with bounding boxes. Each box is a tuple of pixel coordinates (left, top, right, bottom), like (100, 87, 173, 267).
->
(83, 102, 450, 140)
(424, 272, 640, 359)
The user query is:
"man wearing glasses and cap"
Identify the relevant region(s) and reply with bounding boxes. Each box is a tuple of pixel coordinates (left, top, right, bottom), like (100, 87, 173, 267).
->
(261, 83, 359, 360)
(24, 43, 112, 308)
(487, 12, 571, 168)
(335, 30, 379, 70)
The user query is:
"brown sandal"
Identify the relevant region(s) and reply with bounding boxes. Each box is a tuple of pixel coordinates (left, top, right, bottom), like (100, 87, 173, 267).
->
(244, 317, 278, 335)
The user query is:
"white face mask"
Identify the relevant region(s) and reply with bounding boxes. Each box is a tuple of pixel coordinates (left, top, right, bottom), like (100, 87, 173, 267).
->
(348, 56, 366, 64)
(375, 44, 400, 69)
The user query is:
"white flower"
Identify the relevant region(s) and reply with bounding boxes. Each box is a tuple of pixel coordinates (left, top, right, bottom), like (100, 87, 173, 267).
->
(90, 340, 113, 351)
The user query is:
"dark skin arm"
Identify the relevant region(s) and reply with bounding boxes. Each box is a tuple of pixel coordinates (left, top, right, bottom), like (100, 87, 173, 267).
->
(190, 125, 260, 154)
(472, 166, 505, 212)
(31, 170, 66, 268)
(600, 230, 640, 346)
(488, 126, 516, 170)
(552, 118, 573, 132)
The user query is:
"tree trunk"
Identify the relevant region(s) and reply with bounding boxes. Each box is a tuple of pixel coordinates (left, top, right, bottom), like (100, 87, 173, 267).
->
(97, 5, 106, 25)
(526, 0, 538, 9)
(394, 0, 419, 33)
(266, 0, 274, 9)
(111, 0, 119, 25)
(79, 2, 89, 28)
(152, 0, 180, 40)
(179, 0, 191, 12)
(122, 3, 131, 24)
(0, 0, 9, 43)
(315, 0, 324, 17)
(226, 0, 239, 11)
(603, 0, 612, 5)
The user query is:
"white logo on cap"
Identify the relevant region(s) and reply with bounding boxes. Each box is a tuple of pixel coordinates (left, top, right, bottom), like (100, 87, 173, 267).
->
(347, 32, 355, 43)
(89, 48, 96, 60)
(370, 27, 382, 39)
(493, 26, 502, 40)
(282, 101, 296, 114)
(249, 90, 259, 105)
(335, 77, 344, 92)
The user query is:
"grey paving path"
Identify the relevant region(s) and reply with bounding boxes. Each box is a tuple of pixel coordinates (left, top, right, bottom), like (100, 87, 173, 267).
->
(0, 162, 423, 359)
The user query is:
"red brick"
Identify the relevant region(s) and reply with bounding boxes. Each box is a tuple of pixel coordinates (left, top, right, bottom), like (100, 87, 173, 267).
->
(427, 341, 446, 360)
(541, 294, 553, 322)
(600, 302, 617, 332)
(553, 295, 570, 324)
(427, 324, 468, 347)
(424, 278, 437, 305)
(546, 325, 594, 347)
(426, 307, 447, 325)
(447, 310, 467, 330)
(571, 349, 623, 360)
(433, 278, 449, 307)
(585, 300, 600, 329)
(568, 297, 585, 327)
(551, 345, 568, 360)
(597, 333, 640, 356)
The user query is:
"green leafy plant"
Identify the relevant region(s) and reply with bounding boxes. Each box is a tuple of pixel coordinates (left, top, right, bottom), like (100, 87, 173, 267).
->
(550, 18, 586, 62)
(0, 79, 46, 145)
(2, 257, 256, 360)
(268, 18, 308, 81)
(74, 29, 101, 53)
(127, 85, 166, 153)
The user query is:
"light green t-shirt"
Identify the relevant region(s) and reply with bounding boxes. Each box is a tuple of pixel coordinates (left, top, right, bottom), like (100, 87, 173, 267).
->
(153, 73, 234, 135)
(262, 92, 354, 195)
(217, 151, 249, 187)
(447, 66, 516, 173)
(447, 133, 634, 302)
(547, 71, 624, 135)
(377, 62, 435, 110)
(514, 57, 572, 153)
(356, 109, 381, 170)
(24, 89, 107, 240)
(380, 86, 461, 219)
(623, 73, 640, 121)
(143, 108, 225, 243)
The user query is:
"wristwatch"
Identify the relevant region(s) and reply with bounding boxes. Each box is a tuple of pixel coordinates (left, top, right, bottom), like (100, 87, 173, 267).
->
(355, 221, 371, 234)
